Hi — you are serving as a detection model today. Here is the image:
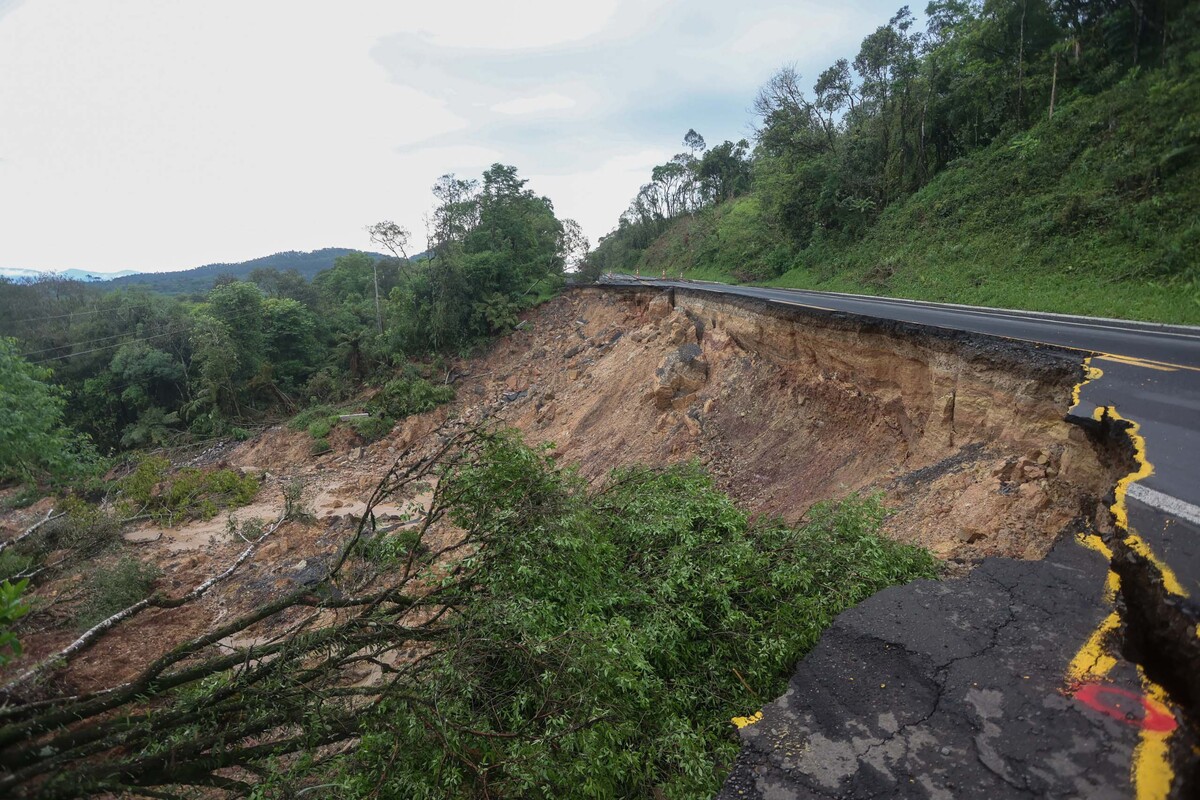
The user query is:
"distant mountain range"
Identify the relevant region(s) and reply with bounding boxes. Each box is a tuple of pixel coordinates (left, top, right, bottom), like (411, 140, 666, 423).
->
(1, 248, 387, 295)
(0, 267, 139, 281)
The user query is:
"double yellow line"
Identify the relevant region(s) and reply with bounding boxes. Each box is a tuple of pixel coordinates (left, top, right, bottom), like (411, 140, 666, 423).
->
(1066, 359, 1188, 800)
(1094, 352, 1200, 373)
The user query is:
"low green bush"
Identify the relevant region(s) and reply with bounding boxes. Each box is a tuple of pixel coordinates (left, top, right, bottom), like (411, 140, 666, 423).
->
(118, 456, 259, 524)
(345, 414, 394, 442)
(367, 374, 454, 420)
(39, 497, 121, 559)
(0, 498, 120, 585)
(287, 404, 335, 433)
(0, 550, 36, 583)
(306, 418, 333, 440)
(74, 557, 160, 630)
(0, 579, 30, 666)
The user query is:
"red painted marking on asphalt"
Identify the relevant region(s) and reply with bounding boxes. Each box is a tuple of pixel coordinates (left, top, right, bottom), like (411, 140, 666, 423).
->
(1073, 683, 1177, 732)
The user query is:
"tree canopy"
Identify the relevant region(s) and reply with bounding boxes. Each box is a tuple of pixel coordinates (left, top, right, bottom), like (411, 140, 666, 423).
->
(591, 0, 1200, 284)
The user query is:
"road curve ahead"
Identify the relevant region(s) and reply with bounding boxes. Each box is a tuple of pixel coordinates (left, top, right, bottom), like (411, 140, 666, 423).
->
(599, 275, 1200, 798)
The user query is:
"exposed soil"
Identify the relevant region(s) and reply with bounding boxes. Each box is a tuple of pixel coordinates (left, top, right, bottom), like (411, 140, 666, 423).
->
(472, 287, 1117, 562)
(0, 286, 1120, 699)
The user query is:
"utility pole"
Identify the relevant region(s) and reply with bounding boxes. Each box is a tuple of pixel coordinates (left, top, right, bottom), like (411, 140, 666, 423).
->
(372, 260, 383, 334)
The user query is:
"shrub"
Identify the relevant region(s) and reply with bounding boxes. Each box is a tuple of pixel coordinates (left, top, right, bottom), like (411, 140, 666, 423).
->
(0, 579, 30, 666)
(74, 556, 160, 629)
(0, 498, 120, 584)
(367, 375, 454, 420)
(351, 435, 937, 798)
(283, 478, 313, 521)
(355, 528, 425, 565)
(38, 497, 121, 559)
(118, 456, 259, 524)
(287, 404, 335, 433)
(0, 550, 36, 583)
(309, 438, 331, 456)
(306, 418, 333, 440)
(346, 414, 394, 442)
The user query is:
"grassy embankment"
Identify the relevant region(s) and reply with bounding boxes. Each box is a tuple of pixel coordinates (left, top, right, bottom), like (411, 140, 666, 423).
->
(631, 60, 1200, 325)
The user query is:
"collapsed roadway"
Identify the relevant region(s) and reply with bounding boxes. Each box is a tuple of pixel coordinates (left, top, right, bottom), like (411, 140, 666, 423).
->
(602, 275, 1200, 800)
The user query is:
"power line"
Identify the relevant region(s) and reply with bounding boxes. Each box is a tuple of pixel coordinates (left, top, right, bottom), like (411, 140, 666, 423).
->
(7, 306, 109, 324)
(28, 308, 263, 365)
(31, 330, 184, 365)
(21, 322, 185, 358)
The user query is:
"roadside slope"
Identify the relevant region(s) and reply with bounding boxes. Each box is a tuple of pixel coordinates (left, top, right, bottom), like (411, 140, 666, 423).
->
(620, 58, 1200, 325)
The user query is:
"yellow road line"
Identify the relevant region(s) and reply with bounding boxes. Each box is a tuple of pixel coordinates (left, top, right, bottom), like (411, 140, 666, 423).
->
(1071, 357, 1104, 412)
(1095, 354, 1180, 373)
(1134, 672, 1175, 800)
(732, 710, 763, 729)
(1066, 609, 1120, 683)
(1091, 406, 1187, 598)
(1064, 363, 1182, 795)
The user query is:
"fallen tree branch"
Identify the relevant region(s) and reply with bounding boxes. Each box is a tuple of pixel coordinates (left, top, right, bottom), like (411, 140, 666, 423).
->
(0, 508, 62, 555)
(2, 507, 288, 693)
(0, 421, 496, 797)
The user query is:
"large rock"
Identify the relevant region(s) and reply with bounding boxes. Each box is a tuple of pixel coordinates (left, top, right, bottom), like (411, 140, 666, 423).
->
(650, 343, 709, 410)
(646, 290, 674, 320)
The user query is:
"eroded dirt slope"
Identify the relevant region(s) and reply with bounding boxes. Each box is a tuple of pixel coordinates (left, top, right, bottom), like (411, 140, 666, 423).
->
(0, 285, 1119, 696)
(468, 287, 1118, 562)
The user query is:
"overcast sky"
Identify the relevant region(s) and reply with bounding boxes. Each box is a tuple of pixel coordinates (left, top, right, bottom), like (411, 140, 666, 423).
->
(0, 0, 904, 273)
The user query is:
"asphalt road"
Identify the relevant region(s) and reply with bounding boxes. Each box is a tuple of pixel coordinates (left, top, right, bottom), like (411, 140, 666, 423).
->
(602, 275, 1200, 594)
(599, 275, 1200, 798)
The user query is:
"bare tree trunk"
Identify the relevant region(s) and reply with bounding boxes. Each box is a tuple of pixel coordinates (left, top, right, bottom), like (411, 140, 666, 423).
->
(0, 509, 62, 555)
(4, 510, 289, 693)
(1162, 0, 1170, 65)
(372, 262, 384, 334)
(1049, 52, 1059, 121)
(1131, 0, 1144, 65)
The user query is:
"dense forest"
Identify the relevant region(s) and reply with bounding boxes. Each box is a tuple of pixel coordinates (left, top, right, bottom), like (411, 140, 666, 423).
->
(0, 163, 580, 481)
(590, 0, 1200, 323)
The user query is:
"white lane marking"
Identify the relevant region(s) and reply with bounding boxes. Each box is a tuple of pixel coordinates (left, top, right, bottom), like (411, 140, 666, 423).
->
(760, 289, 1200, 342)
(1127, 483, 1200, 527)
(775, 299, 835, 312)
(618, 277, 1200, 340)
(759, 287, 1200, 338)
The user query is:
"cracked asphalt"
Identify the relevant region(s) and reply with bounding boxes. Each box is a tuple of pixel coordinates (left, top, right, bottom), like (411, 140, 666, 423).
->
(718, 536, 1191, 798)
(596, 278, 1200, 798)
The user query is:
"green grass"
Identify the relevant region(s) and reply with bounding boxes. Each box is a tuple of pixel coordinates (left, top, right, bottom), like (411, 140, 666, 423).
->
(620, 58, 1200, 325)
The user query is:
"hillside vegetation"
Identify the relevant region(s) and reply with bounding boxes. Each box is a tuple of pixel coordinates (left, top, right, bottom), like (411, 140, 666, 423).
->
(108, 248, 386, 295)
(592, 1, 1200, 324)
(0, 164, 578, 466)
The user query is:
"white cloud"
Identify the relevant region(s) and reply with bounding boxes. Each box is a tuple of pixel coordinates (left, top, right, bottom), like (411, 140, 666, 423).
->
(408, 1, 623, 49)
(0, 0, 909, 272)
(491, 93, 577, 116)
